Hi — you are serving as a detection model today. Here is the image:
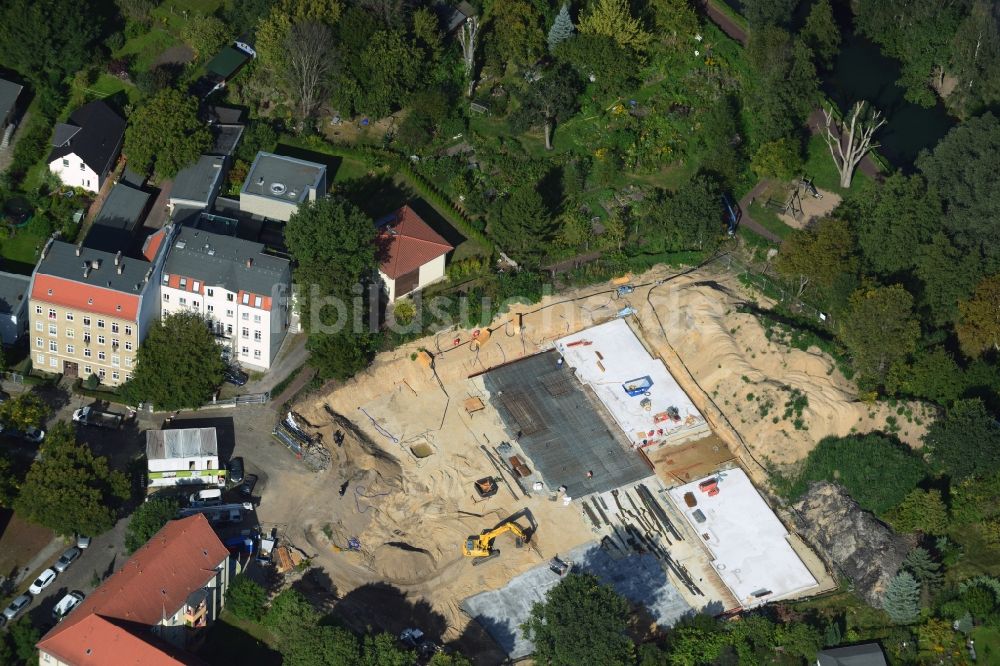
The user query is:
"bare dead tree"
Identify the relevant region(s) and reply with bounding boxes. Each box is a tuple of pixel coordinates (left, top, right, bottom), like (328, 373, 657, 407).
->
(458, 16, 479, 98)
(822, 101, 887, 189)
(285, 22, 334, 121)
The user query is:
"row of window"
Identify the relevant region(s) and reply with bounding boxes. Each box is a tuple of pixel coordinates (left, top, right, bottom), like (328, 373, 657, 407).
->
(35, 307, 132, 335)
(35, 354, 129, 383)
(241, 347, 263, 360)
(162, 278, 266, 309)
(36, 338, 132, 365)
(34, 323, 132, 349)
(61, 158, 87, 172)
(161, 295, 265, 323)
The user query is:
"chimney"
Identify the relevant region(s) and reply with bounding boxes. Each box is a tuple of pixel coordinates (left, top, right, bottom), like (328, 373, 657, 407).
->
(115, 251, 122, 266)
(245, 258, 253, 268)
(75, 244, 82, 257)
(117, 262, 124, 275)
(90, 259, 100, 270)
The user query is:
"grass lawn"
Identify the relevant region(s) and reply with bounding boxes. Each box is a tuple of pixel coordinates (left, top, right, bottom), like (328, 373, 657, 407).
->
(118, 28, 182, 73)
(803, 133, 874, 196)
(973, 626, 1000, 663)
(331, 156, 369, 184)
(0, 510, 54, 583)
(198, 611, 281, 665)
(1, 227, 47, 273)
(745, 198, 794, 240)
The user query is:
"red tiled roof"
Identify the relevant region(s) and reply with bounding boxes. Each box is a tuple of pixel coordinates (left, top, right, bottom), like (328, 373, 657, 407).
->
(37, 515, 228, 662)
(31, 274, 140, 320)
(377, 205, 453, 280)
(143, 228, 167, 262)
(38, 615, 194, 666)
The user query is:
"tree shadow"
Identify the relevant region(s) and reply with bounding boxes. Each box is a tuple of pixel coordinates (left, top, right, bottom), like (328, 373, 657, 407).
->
(273, 143, 344, 183)
(291, 566, 339, 614)
(332, 581, 447, 644)
(197, 614, 282, 666)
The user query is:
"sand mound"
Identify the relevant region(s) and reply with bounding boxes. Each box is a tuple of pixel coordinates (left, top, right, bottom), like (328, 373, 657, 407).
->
(371, 542, 439, 584)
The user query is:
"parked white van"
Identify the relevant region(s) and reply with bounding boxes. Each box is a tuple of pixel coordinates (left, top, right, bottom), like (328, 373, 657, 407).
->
(188, 488, 223, 507)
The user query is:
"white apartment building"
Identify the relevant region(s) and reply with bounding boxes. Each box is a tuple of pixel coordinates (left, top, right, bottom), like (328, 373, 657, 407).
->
(160, 226, 291, 371)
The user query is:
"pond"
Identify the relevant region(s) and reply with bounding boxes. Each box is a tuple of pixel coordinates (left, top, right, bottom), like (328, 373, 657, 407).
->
(823, 33, 956, 171)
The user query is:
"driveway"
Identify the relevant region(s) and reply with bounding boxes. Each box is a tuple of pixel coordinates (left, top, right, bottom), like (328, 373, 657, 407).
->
(243, 332, 309, 395)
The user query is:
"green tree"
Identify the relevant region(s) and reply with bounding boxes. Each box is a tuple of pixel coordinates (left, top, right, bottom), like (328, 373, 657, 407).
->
(784, 433, 927, 515)
(650, 175, 723, 252)
(120, 312, 228, 411)
(848, 174, 940, 277)
(884, 571, 921, 624)
(903, 547, 943, 589)
(289, 625, 362, 666)
(746, 26, 817, 146)
(491, 185, 556, 263)
(925, 399, 1000, 481)
(801, 0, 840, 69)
(509, 64, 581, 150)
(307, 330, 379, 381)
(14, 422, 129, 535)
(949, 1, 1000, 116)
(0, 0, 99, 111)
(360, 632, 414, 666)
(888, 489, 948, 535)
(547, 3, 575, 52)
(181, 14, 230, 60)
(429, 654, 473, 666)
(901, 347, 965, 405)
(579, 0, 651, 53)
(742, 0, 799, 28)
(0, 392, 49, 432)
(487, 1, 545, 70)
(776, 217, 857, 301)
(226, 575, 268, 622)
(856, 0, 964, 107)
(914, 232, 982, 326)
(554, 33, 636, 98)
(0, 452, 17, 506)
(264, 588, 321, 634)
(750, 138, 802, 180)
(7, 616, 41, 663)
(838, 284, 920, 392)
(124, 498, 179, 553)
(917, 112, 1000, 257)
(124, 88, 212, 177)
(522, 573, 634, 666)
(285, 196, 377, 307)
(412, 7, 443, 61)
(957, 274, 1000, 358)
(116, 0, 157, 24)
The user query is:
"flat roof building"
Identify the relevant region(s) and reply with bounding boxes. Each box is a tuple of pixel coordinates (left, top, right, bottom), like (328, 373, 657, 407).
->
(557, 319, 709, 449)
(239, 152, 326, 222)
(84, 182, 151, 253)
(169, 155, 226, 210)
(0, 271, 29, 345)
(147, 427, 223, 488)
(667, 468, 818, 608)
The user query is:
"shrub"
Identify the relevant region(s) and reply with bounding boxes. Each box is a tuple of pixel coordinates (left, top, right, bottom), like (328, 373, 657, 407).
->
(226, 575, 267, 622)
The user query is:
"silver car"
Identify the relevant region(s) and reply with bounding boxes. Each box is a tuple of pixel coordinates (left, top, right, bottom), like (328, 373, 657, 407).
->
(53, 546, 81, 573)
(3, 594, 31, 622)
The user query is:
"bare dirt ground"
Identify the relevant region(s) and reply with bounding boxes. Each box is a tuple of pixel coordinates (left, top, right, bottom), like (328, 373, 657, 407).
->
(257, 259, 928, 660)
(778, 187, 842, 230)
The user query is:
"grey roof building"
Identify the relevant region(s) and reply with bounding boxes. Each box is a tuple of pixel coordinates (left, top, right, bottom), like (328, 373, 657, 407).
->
(0, 271, 30, 345)
(170, 155, 226, 209)
(47, 101, 125, 190)
(146, 427, 218, 461)
(0, 78, 23, 127)
(164, 225, 288, 296)
(239, 152, 326, 222)
(84, 182, 151, 254)
(209, 124, 244, 157)
(35, 240, 153, 296)
(817, 643, 888, 666)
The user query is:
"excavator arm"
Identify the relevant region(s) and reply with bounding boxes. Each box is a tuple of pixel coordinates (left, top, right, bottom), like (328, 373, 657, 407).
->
(462, 521, 528, 562)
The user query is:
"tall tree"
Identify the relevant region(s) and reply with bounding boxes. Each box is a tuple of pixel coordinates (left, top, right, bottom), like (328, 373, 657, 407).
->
(653, 174, 724, 252)
(120, 312, 228, 411)
(746, 26, 817, 146)
(124, 88, 212, 177)
(14, 422, 129, 535)
(458, 15, 479, 97)
(838, 284, 919, 392)
(925, 399, 1000, 481)
(547, 3, 575, 52)
(888, 490, 948, 535)
(0, 392, 49, 432)
(883, 571, 921, 624)
(742, 0, 799, 28)
(949, 0, 1000, 116)
(849, 174, 940, 276)
(124, 498, 179, 553)
(957, 274, 1000, 358)
(578, 0, 650, 53)
(822, 101, 886, 189)
(801, 0, 841, 69)
(491, 185, 555, 263)
(180, 14, 230, 61)
(522, 573, 635, 666)
(774, 216, 857, 300)
(918, 112, 1000, 257)
(488, 1, 545, 70)
(285, 22, 335, 120)
(509, 64, 581, 150)
(0, 0, 99, 110)
(903, 547, 943, 588)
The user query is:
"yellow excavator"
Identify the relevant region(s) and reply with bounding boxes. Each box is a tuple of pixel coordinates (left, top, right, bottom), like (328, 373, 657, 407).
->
(463, 521, 529, 565)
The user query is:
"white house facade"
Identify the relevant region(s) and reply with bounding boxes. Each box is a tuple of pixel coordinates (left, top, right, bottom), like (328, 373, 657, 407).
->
(46, 101, 125, 195)
(377, 205, 453, 303)
(48, 152, 101, 192)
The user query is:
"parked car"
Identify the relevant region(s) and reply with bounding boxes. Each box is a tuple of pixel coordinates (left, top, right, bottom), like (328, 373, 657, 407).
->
(227, 457, 245, 484)
(21, 427, 45, 443)
(188, 488, 223, 507)
(29, 568, 57, 595)
(239, 474, 258, 498)
(3, 594, 31, 622)
(54, 546, 81, 573)
(52, 592, 85, 621)
(76, 535, 91, 549)
(223, 367, 248, 387)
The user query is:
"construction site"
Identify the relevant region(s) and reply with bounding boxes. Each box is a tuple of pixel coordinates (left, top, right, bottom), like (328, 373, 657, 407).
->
(255, 261, 927, 662)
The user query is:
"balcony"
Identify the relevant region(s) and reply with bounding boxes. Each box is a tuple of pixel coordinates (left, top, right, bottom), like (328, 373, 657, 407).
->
(183, 590, 208, 628)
